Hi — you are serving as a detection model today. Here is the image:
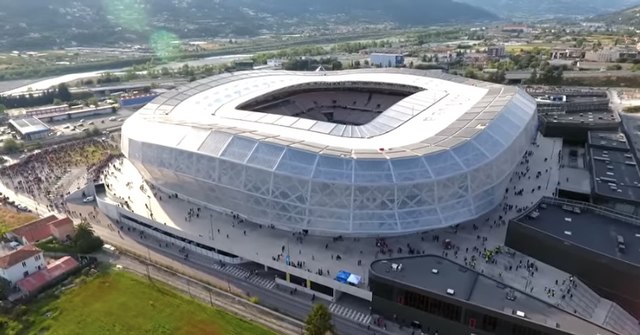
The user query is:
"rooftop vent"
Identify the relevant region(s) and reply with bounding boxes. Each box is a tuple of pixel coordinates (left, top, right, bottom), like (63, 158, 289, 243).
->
(431, 268, 439, 274)
(446, 289, 455, 296)
(515, 310, 526, 318)
(564, 231, 572, 236)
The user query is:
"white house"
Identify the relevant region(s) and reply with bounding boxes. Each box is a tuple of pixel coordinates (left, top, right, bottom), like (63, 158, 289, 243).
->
(0, 245, 45, 285)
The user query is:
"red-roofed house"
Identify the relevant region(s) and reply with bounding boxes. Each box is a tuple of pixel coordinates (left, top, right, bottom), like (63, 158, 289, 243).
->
(8, 215, 75, 244)
(0, 245, 45, 285)
(16, 256, 80, 295)
(49, 217, 75, 241)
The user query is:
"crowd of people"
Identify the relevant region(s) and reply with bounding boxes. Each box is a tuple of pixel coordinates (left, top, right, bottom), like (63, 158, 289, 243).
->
(0, 138, 118, 212)
(93, 131, 598, 334)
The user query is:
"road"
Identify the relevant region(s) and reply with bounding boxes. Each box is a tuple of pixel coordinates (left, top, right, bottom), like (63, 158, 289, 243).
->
(100, 251, 303, 335)
(0, 177, 389, 335)
(67, 201, 390, 335)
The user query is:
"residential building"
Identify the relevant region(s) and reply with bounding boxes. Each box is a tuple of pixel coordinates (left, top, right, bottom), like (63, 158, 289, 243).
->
(584, 47, 639, 62)
(486, 45, 506, 58)
(463, 52, 489, 66)
(16, 256, 80, 296)
(550, 48, 584, 60)
(8, 215, 75, 244)
(502, 25, 530, 33)
(369, 53, 405, 67)
(0, 245, 45, 285)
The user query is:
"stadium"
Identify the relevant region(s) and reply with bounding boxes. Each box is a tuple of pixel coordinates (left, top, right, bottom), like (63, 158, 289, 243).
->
(121, 69, 538, 236)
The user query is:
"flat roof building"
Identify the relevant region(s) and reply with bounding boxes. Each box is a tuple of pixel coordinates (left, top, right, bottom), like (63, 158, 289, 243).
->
(587, 131, 640, 214)
(369, 254, 625, 335)
(506, 197, 640, 324)
(8, 117, 50, 141)
(589, 131, 631, 151)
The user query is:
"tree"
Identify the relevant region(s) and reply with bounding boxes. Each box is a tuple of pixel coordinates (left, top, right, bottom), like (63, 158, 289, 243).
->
(0, 277, 10, 300)
(57, 83, 72, 102)
(487, 70, 506, 84)
(305, 304, 334, 335)
(0, 104, 5, 114)
(464, 69, 477, 79)
(2, 139, 20, 154)
(73, 221, 104, 254)
(52, 98, 63, 106)
(526, 68, 538, 85)
(86, 97, 99, 107)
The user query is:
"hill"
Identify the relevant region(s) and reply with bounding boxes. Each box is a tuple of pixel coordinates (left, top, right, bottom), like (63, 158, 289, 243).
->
(0, 0, 497, 51)
(592, 5, 640, 26)
(457, 0, 639, 19)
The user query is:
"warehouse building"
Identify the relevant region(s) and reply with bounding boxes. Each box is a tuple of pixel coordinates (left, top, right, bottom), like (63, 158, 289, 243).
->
(8, 117, 50, 140)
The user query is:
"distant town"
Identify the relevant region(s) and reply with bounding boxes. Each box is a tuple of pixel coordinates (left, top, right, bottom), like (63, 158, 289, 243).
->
(1, 3, 640, 335)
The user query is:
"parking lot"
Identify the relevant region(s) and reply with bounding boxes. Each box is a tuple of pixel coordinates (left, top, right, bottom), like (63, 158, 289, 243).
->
(47, 108, 135, 137)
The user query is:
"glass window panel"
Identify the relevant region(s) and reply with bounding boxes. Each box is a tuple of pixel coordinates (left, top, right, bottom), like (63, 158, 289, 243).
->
(391, 157, 432, 182)
(486, 121, 514, 144)
(276, 148, 318, 177)
(243, 167, 273, 197)
(313, 156, 353, 182)
(493, 113, 519, 137)
(309, 181, 352, 209)
(199, 131, 232, 157)
(472, 131, 504, 158)
(220, 136, 257, 163)
(424, 150, 464, 178)
(246, 142, 285, 170)
(452, 142, 489, 169)
(397, 207, 440, 221)
(354, 160, 394, 183)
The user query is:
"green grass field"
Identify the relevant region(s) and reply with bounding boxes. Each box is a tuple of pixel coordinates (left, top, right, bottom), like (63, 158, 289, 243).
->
(11, 271, 276, 335)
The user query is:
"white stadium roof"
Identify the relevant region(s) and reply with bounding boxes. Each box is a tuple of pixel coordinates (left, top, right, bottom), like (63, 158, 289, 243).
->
(129, 69, 527, 159)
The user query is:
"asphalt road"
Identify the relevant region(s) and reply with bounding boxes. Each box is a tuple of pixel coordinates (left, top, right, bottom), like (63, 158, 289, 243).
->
(67, 201, 387, 335)
(47, 108, 135, 137)
(0, 149, 396, 334)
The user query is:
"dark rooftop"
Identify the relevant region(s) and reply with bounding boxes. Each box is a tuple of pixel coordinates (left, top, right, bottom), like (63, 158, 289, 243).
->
(541, 111, 619, 124)
(588, 131, 631, 151)
(370, 255, 476, 300)
(590, 147, 640, 202)
(514, 203, 640, 267)
(370, 255, 619, 335)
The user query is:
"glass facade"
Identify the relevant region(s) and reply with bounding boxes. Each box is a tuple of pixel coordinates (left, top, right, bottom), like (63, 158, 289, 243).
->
(124, 88, 537, 236)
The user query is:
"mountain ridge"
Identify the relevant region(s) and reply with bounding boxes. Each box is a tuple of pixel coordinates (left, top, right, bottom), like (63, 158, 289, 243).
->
(456, 0, 640, 19)
(591, 5, 640, 26)
(0, 0, 497, 50)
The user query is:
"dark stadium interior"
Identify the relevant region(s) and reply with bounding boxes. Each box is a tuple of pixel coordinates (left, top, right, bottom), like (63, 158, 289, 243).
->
(236, 82, 423, 126)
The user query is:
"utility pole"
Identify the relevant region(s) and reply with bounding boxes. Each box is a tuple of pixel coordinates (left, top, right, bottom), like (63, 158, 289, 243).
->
(208, 289, 213, 306)
(146, 247, 152, 282)
(186, 279, 193, 298)
(210, 214, 214, 240)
